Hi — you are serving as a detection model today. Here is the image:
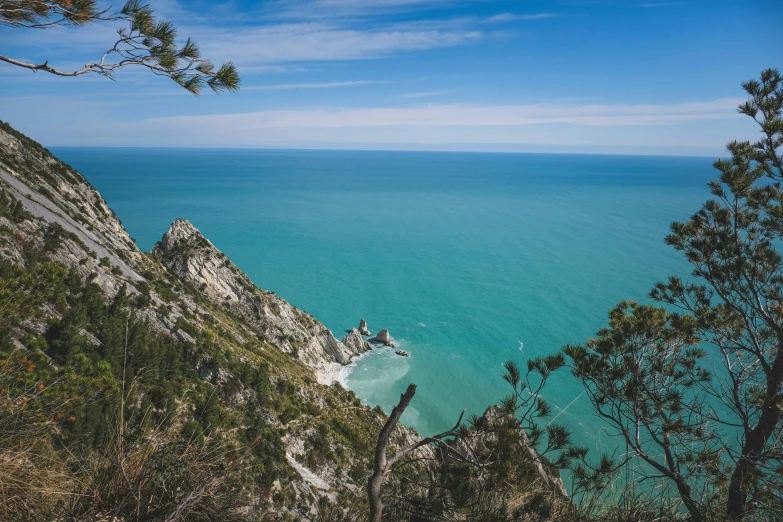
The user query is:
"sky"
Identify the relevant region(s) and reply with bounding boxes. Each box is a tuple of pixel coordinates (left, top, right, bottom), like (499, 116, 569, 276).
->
(0, 0, 781, 154)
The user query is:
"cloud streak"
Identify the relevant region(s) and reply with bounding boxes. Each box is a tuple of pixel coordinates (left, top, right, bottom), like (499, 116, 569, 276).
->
(401, 90, 452, 98)
(197, 22, 483, 65)
(267, 0, 463, 20)
(1, 95, 751, 154)
(0, 2, 492, 73)
(484, 13, 557, 23)
(248, 80, 382, 90)
(143, 98, 745, 130)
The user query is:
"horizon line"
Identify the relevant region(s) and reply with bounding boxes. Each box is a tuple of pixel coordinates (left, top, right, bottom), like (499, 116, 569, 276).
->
(46, 144, 723, 160)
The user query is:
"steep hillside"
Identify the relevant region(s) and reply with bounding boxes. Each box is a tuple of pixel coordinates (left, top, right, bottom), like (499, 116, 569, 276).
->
(0, 121, 573, 522)
(151, 218, 369, 382)
(0, 120, 411, 520)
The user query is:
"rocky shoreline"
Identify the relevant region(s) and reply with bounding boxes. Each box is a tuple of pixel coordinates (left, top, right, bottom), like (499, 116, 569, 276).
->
(327, 321, 410, 383)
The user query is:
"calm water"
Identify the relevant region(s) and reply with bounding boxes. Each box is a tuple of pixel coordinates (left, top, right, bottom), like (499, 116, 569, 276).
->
(52, 147, 715, 452)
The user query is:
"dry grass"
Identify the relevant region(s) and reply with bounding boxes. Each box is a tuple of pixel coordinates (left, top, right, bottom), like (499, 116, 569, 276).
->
(0, 405, 251, 521)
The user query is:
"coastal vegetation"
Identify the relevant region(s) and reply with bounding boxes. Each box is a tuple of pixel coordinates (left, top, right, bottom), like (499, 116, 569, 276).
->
(354, 69, 783, 522)
(0, 2, 781, 516)
(562, 68, 783, 521)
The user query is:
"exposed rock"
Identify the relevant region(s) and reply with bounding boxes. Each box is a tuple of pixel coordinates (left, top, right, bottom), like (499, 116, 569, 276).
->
(375, 329, 390, 343)
(342, 328, 372, 356)
(286, 454, 331, 491)
(176, 329, 197, 344)
(151, 219, 363, 379)
(374, 328, 395, 347)
(455, 406, 568, 497)
(359, 318, 371, 336)
(395, 350, 409, 357)
(0, 170, 142, 281)
(0, 120, 425, 517)
(0, 153, 191, 340)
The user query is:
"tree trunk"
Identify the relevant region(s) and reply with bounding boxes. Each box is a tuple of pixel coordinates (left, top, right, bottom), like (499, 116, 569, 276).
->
(726, 397, 782, 518)
(675, 478, 704, 522)
(726, 349, 783, 519)
(368, 384, 417, 522)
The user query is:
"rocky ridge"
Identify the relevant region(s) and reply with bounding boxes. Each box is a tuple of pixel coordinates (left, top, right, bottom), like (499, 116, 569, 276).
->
(0, 120, 565, 518)
(0, 120, 371, 382)
(151, 218, 369, 382)
(0, 120, 409, 517)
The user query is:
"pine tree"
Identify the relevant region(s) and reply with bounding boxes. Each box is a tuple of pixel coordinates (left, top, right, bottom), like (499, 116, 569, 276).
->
(0, 1, 240, 94)
(566, 68, 783, 521)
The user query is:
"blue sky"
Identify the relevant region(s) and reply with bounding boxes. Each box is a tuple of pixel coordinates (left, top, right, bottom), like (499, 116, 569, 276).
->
(0, 0, 780, 154)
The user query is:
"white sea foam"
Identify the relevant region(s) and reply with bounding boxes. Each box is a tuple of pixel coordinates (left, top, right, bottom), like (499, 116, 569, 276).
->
(337, 349, 374, 387)
(337, 337, 405, 387)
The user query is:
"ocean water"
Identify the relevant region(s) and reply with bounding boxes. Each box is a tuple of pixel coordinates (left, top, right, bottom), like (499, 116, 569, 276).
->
(52, 148, 715, 453)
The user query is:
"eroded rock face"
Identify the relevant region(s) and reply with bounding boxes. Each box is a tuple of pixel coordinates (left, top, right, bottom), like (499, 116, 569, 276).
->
(0, 121, 422, 516)
(458, 406, 568, 497)
(0, 143, 195, 340)
(151, 219, 363, 379)
(342, 328, 372, 356)
(359, 318, 371, 336)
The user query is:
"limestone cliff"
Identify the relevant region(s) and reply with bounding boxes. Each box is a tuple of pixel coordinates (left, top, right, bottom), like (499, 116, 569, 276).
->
(342, 328, 371, 354)
(0, 120, 406, 519)
(0, 120, 572, 520)
(150, 218, 369, 381)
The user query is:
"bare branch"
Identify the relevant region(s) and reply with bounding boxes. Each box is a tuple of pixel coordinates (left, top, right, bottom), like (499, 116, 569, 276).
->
(368, 384, 465, 522)
(0, 1, 240, 94)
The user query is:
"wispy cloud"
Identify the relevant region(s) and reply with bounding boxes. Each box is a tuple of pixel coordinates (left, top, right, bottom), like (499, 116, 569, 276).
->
(0, 2, 491, 73)
(401, 90, 451, 98)
(198, 22, 483, 65)
(143, 98, 745, 130)
(248, 80, 382, 90)
(2, 95, 751, 154)
(484, 13, 557, 24)
(267, 0, 462, 20)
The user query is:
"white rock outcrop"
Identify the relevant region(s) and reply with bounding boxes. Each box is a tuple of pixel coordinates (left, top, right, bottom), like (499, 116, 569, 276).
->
(359, 318, 371, 336)
(374, 328, 395, 347)
(151, 219, 364, 381)
(342, 328, 372, 356)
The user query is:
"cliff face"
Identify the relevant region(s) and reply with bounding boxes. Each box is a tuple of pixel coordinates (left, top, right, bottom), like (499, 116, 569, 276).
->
(0, 119, 369, 380)
(0, 122, 140, 272)
(0, 120, 574, 521)
(151, 218, 369, 381)
(0, 120, 398, 519)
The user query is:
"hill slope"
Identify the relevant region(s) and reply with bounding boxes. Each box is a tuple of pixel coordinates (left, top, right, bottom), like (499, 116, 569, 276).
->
(0, 120, 410, 520)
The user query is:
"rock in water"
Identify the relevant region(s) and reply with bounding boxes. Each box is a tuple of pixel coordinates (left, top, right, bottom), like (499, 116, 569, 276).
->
(375, 329, 390, 343)
(359, 318, 371, 336)
(375, 328, 395, 347)
(342, 328, 371, 355)
(395, 350, 409, 357)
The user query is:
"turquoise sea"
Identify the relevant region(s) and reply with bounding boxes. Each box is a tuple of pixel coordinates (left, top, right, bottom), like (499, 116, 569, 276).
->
(52, 148, 715, 453)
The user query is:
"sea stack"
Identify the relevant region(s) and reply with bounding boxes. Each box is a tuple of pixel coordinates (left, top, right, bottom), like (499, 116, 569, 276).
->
(375, 328, 395, 347)
(359, 318, 371, 337)
(395, 350, 409, 357)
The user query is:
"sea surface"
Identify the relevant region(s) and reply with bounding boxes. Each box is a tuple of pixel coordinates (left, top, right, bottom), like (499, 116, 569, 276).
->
(52, 147, 715, 455)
